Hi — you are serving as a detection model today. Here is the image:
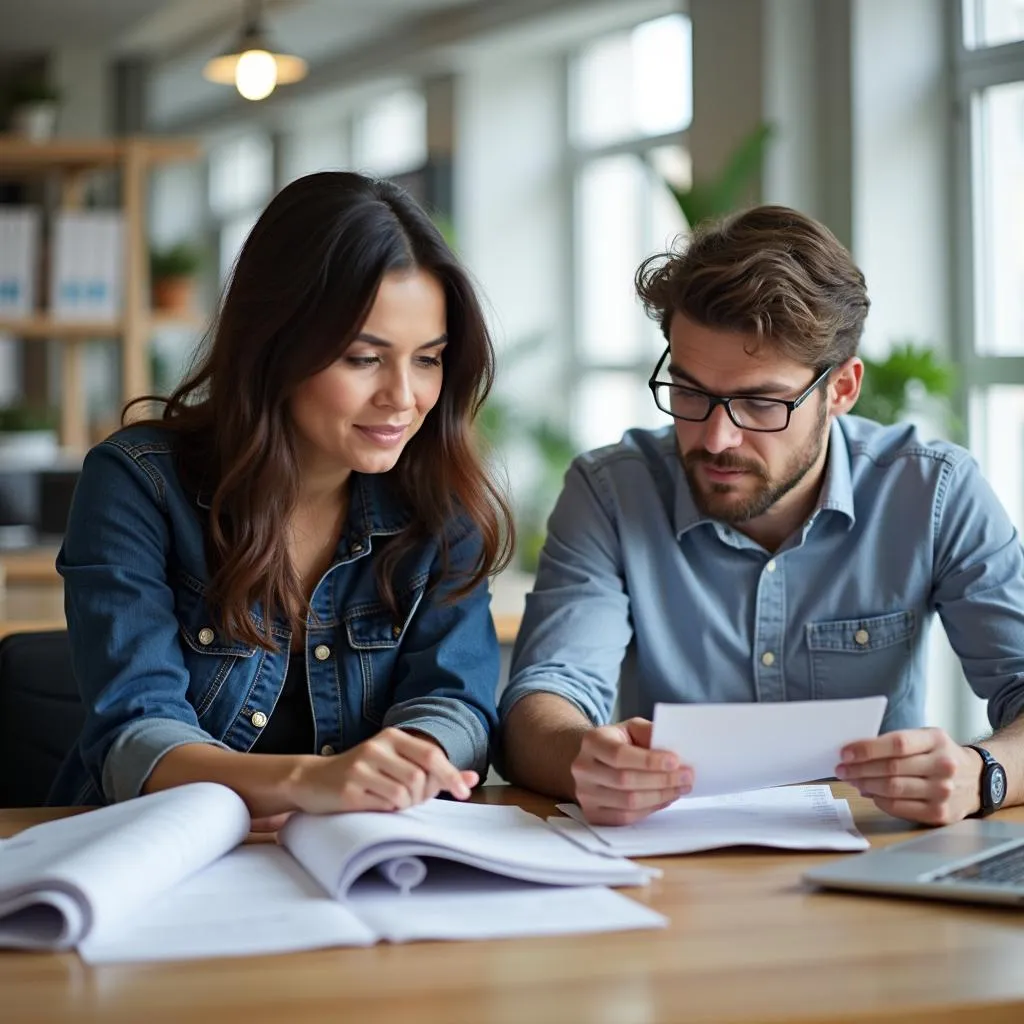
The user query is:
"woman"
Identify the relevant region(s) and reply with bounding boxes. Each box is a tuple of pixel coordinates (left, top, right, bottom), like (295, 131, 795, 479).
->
(49, 171, 514, 822)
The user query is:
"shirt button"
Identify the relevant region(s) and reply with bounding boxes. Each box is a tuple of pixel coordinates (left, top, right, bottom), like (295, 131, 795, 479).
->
(392, 625, 402, 639)
(313, 644, 331, 661)
(320, 744, 335, 757)
(854, 629, 870, 646)
(761, 651, 776, 667)
(766, 560, 777, 573)
(350, 542, 363, 553)
(251, 711, 268, 728)
(198, 627, 215, 646)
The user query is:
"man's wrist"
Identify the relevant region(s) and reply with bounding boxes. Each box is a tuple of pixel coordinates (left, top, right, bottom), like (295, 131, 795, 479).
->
(961, 744, 984, 817)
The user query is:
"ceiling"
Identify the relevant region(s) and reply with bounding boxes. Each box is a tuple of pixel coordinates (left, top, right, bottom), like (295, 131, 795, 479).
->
(0, 0, 678, 131)
(0, 1, 481, 58)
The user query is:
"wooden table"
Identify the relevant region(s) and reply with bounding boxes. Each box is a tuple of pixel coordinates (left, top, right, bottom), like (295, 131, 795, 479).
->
(0, 546, 65, 639)
(0, 546, 61, 586)
(3, 786, 1024, 1023)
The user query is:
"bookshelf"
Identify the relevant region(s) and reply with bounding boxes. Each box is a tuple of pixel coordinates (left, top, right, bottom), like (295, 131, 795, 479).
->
(0, 137, 202, 452)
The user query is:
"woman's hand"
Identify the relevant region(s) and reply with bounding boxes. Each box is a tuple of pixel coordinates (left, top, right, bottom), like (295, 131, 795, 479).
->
(290, 727, 477, 814)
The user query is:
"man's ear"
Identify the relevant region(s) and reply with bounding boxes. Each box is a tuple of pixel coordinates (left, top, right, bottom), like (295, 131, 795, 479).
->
(829, 358, 863, 416)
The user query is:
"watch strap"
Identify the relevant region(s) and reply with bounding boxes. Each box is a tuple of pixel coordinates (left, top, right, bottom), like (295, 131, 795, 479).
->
(965, 743, 1002, 818)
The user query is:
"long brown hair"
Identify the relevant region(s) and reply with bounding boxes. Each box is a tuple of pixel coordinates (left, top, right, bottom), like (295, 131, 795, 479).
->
(131, 171, 513, 649)
(636, 205, 870, 369)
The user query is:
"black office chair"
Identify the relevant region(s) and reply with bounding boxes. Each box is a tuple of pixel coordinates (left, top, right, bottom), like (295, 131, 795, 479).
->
(0, 630, 85, 807)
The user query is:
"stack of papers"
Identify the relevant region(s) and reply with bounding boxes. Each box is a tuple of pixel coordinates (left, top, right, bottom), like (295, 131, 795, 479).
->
(547, 697, 888, 858)
(549, 785, 868, 857)
(0, 785, 666, 964)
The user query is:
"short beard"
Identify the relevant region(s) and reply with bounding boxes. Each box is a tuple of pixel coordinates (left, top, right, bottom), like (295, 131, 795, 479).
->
(682, 399, 828, 525)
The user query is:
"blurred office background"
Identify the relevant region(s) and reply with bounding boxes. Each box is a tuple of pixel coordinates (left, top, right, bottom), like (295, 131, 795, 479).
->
(0, 0, 1023, 742)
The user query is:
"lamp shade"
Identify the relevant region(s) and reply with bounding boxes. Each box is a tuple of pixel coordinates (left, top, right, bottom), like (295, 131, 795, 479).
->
(202, 19, 307, 100)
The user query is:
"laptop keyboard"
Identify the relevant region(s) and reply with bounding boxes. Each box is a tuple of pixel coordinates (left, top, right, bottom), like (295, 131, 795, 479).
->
(933, 842, 1024, 888)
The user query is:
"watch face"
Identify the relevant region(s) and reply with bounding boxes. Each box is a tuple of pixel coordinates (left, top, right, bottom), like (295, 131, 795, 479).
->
(990, 766, 1007, 806)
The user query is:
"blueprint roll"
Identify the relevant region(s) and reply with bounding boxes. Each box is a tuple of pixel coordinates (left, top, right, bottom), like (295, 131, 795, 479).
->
(375, 856, 427, 893)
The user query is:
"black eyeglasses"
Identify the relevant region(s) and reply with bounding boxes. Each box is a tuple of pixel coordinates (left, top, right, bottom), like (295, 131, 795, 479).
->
(648, 348, 833, 433)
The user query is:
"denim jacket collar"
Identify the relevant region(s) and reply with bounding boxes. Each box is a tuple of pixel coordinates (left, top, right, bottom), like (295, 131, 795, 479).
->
(345, 473, 411, 553)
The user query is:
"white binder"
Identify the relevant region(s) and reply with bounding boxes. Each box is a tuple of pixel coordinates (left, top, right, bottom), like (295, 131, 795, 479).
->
(50, 211, 124, 321)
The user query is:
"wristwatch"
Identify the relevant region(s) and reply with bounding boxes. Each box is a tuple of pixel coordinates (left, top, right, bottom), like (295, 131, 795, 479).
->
(965, 744, 1007, 818)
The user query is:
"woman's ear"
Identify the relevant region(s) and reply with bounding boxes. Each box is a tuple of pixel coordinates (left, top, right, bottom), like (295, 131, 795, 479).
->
(829, 358, 863, 416)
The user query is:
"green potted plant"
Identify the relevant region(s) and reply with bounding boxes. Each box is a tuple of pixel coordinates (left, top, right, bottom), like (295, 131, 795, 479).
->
(149, 242, 204, 314)
(0, 403, 60, 466)
(660, 122, 777, 229)
(855, 341, 959, 436)
(5, 75, 61, 141)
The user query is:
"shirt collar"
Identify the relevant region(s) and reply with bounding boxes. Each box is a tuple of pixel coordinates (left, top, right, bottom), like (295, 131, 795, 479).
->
(814, 418, 855, 526)
(672, 417, 856, 540)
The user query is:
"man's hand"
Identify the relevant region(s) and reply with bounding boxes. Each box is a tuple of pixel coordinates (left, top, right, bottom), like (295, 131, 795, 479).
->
(571, 717, 693, 825)
(836, 727, 982, 825)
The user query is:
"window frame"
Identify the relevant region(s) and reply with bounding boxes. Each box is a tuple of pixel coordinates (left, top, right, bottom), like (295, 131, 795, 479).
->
(951, 2, 1024, 387)
(566, 14, 693, 451)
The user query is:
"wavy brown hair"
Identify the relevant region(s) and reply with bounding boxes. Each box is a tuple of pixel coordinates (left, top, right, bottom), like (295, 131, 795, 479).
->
(130, 171, 513, 650)
(636, 205, 870, 369)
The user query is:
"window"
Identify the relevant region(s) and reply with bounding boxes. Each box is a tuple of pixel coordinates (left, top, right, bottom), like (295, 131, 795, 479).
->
(953, 3, 1024, 736)
(964, 0, 1024, 48)
(955, 7, 1024, 504)
(571, 14, 693, 148)
(570, 13, 693, 450)
(208, 134, 274, 285)
(352, 89, 427, 179)
(973, 81, 1024, 354)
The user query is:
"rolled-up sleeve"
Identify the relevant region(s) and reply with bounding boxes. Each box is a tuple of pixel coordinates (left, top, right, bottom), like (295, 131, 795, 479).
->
(59, 442, 226, 804)
(932, 454, 1024, 730)
(383, 522, 499, 777)
(499, 458, 633, 728)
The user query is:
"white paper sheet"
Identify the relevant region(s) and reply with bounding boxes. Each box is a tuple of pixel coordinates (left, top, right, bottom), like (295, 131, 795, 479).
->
(80, 847, 665, 963)
(549, 785, 868, 856)
(650, 696, 887, 797)
(0, 783, 251, 951)
(79, 846, 376, 964)
(348, 861, 667, 942)
(279, 797, 656, 898)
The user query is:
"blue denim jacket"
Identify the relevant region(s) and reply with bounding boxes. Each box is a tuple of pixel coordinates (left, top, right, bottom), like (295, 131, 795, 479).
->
(50, 425, 498, 806)
(501, 417, 1024, 736)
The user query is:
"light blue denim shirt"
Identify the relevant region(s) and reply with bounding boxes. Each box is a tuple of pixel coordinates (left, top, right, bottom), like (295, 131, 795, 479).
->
(501, 416, 1024, 736)
(50, 424, 498, 806)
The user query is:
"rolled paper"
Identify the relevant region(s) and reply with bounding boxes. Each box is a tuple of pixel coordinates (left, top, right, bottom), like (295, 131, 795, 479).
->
(375, 856, 427, 893)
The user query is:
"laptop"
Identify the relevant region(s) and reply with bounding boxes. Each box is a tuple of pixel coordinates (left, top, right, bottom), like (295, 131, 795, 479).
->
(803, 820, 1024, 906)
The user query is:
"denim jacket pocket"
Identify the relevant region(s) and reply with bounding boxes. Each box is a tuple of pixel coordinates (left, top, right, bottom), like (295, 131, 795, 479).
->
(807, 609, 916, 700)
(344, 574, 428, 724)
(175, 573, 258, 718)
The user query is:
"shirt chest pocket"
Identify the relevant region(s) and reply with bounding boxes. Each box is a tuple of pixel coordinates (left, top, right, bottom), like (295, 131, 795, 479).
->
(176, 577, 258, 719)
(806, 610, 916, 701)
(344, 577, 427, 725)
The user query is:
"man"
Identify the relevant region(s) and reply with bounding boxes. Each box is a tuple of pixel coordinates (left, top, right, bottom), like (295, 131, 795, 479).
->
(499, 205, 1024, 828)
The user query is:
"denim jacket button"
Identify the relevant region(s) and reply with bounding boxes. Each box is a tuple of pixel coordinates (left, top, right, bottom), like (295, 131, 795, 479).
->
(350, 542, 364, 554)
(313, 644, 331, 661)
(854, 629, 870, 646)
(198, 627, 215, 646)
(251, 711, 268, 728)
(320, 744, 335, 756)
(391, 624, 402, 639)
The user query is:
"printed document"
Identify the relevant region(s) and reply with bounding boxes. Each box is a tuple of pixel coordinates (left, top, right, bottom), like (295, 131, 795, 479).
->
(650, 696, 887, 797)
(549, 784, 868, 857)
